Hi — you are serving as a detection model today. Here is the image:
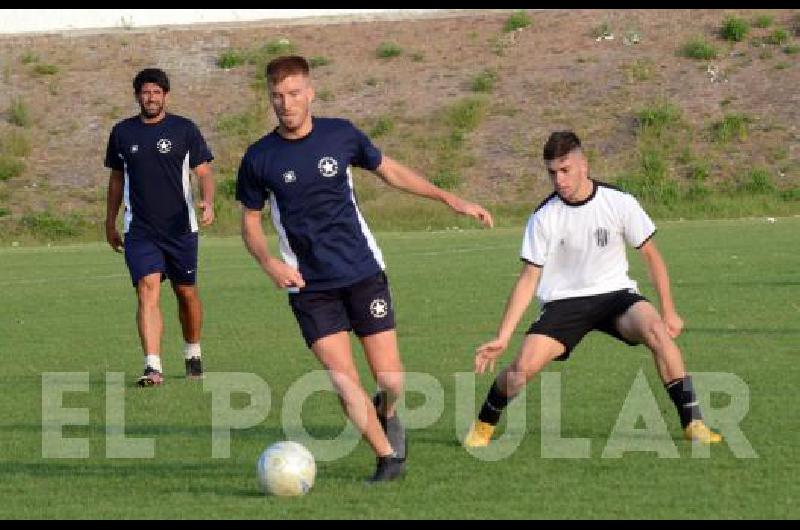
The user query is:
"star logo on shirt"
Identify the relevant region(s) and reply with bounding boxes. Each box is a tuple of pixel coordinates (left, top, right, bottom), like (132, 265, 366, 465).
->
(370, 298, 389, 319)
(130, 145, 139, 154)
(318, 156, 338, 178)
(156, 138, 172, 154)
(283, 170, 297, 183)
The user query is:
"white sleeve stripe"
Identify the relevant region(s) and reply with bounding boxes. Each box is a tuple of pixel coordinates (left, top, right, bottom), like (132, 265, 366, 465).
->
(123, 163, 132, 234)
(346, 167, 385, 270)
(182, 152, 198, 233)
(268, 194, 299, 272)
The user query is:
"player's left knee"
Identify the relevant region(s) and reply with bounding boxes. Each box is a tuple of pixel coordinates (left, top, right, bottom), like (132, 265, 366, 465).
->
(377, 370, 404, 396)
(645, 319, 671, 346)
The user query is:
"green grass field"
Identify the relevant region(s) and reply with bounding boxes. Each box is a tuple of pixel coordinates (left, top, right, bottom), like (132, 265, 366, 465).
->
(1, 217, 798, 518)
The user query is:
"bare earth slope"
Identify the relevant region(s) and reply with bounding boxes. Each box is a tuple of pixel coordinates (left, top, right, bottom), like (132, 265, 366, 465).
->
(0, 9, 797, 233)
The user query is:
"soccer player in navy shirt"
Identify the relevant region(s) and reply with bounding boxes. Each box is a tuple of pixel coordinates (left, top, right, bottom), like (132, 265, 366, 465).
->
(105, 68, 215, 387)
(237, 56, 494, 482)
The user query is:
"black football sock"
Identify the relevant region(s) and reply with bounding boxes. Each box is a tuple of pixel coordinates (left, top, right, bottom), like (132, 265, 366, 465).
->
(478, 380, 511, 426)
(665, 375, 703, 429)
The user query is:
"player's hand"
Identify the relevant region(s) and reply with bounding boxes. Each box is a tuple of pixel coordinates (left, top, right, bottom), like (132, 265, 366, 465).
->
(447, 196, 494, 228)
(474, 337, 508, 374)
(265, 258, 305, 289)
(106, 225, 123, 253)
(197, 200, 215, 226)
(663, 311, 684, 339)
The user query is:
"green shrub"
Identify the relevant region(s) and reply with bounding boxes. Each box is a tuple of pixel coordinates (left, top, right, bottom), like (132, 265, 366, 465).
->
(0, 155, 25, 181)
(470, 69, 498, 93)
(444, 97, 488, 132)
(614, 148, 679, 204)
(637, 102, 681, 136)
(503, 10, 531, 32)
(764, 28, 789, 45)
(711, 113, 750, 143)
(685, 182, 711, 201)
(591, 22, 612, 40)
(721, 16, 749, 41)
(680, 38, 718, 59)
(259, 38, 295, 57)
(8, 97, 31, 127)
(376, 42, 402, 59)
(752, 14, 773, 28)
(369, 116, 394, 138)
(217, 49, 246, 69)
(20, 211, 84, 238)
(19, 51, 38, 64)
(2, 130, 31, 157)
(248, 38, 296, 75)
(739, 167, 775, 194)
(308, 56, 331, 68)
(32, 63, 58, 76)
(431, 169, 461, 190)
(779, 187, 800, 201)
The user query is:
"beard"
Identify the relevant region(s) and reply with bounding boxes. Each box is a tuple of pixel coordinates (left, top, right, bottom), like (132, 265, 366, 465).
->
(140, 101, 164, 119)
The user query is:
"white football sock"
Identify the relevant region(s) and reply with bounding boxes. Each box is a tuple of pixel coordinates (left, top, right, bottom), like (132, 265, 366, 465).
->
(183, 342, 201, 360)
(145, 354, 162, 373)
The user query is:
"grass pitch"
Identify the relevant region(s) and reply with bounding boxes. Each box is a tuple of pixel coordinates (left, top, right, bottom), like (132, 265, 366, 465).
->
(0, 216, 798, 518)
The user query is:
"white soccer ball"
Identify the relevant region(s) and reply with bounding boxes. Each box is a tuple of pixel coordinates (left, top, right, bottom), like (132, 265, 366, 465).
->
(256, 441, 316, 496)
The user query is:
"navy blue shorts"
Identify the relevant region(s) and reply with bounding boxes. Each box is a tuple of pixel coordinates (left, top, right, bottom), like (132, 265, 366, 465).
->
(526, 289, 648, 360)
(123, 232, 198, 287)
(289, 271, 396, 348)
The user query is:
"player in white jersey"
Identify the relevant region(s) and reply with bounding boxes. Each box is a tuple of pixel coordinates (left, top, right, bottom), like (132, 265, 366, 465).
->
(464, 131, 722, 447)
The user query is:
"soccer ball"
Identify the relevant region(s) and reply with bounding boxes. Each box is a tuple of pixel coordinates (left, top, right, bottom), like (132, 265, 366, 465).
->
(256, 441, 316, 496)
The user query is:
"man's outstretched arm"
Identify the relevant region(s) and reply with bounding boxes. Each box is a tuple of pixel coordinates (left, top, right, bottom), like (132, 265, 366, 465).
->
(373, 155, 494, 228)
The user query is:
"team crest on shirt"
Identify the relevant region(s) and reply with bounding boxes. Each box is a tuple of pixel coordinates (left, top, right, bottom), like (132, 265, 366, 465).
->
(318, 156, 338, 177)
(594, 227, 609, 247)
(130, 145, 139, 154)
(370, 298, 389, 318)
(156, 138, 172, 154)
(282, 170, 297, 183)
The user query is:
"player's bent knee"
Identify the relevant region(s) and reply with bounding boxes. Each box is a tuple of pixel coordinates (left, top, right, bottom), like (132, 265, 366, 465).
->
(644, 319, 671, 347)
(377, 371, 404, 397)
(507, 360, 536, 385)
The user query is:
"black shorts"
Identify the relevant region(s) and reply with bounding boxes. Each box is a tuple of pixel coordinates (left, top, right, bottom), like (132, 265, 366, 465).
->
(526, 289, 648, 360)
(288, 271, 396, 348)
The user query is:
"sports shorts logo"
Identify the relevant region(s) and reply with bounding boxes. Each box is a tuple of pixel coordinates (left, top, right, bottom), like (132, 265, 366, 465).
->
(594, 227, 609, 247)
(156, 138, 172, 154)
(318, 156, 338, 177)
(369, 298, 389, 318)
(283, 170, 297, 183)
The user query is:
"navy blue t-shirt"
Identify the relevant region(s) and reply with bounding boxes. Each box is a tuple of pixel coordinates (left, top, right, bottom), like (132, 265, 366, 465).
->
(105, 113, 213, 238)
(236, 117, 385, 292)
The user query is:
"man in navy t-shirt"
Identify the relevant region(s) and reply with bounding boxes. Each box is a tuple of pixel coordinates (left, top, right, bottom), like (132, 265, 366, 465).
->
(237, 56, 494, 483)
(105, 68, 215, 387)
